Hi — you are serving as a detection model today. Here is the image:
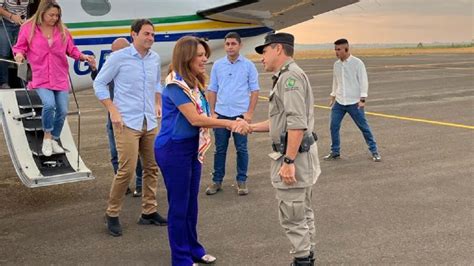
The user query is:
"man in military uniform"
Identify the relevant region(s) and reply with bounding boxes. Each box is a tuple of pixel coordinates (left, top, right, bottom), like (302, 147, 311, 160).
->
(250, 33, 321, 266)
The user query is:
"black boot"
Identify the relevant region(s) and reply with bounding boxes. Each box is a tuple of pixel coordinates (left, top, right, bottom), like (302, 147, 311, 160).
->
(290, 255, 314, 266)
(137, 212, 168, 226)
(105, 214, 122, 237)
(132, 186, 142, 197)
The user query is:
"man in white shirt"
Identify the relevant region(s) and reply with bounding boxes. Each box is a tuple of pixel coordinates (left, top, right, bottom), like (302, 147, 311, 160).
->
(324, 38, 381, 162)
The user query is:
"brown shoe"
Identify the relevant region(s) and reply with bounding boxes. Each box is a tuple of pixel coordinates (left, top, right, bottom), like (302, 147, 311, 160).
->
(205, 182, 222, 195)
(237, 182, 248, 196)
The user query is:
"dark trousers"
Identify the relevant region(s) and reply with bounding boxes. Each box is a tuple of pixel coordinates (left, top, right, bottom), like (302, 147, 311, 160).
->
(155, 137, 206, 266)
(212, 113, 249, 183)
(0, 19, 19, 85)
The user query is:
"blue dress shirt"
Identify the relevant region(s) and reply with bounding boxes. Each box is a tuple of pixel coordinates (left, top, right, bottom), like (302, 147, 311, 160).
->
(93, 45, 162, 131)
(208, 55, 259, 117)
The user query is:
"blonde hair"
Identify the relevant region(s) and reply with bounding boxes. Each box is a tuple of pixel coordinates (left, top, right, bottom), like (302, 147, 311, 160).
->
(26, 0, 67, 43)
(169, 36, 211, 90)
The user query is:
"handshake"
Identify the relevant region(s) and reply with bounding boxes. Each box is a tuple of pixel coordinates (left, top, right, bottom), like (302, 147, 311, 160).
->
(227, 118, 252, 135)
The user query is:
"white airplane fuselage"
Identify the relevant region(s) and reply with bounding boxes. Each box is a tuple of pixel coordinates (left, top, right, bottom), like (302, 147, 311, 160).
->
(59, 0, 272, 90)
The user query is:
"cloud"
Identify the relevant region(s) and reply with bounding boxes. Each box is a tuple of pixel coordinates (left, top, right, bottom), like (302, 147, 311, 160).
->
(284, 0, 473, 44)
(336, 0, 473, 16)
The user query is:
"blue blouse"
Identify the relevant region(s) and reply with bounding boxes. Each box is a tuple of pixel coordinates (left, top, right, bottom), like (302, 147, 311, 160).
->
(154, 83, 200, 148)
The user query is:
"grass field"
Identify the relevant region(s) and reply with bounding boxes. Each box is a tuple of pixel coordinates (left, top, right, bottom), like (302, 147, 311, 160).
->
(247, 46, 474, 60)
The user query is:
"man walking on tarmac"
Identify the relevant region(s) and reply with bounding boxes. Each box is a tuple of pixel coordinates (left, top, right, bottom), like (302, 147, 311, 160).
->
(94, 19, 166, 237)
(90, 38, 144, 198)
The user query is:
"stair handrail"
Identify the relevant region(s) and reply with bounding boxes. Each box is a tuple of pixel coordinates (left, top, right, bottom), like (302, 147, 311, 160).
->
(1, 17, 40, 155)
(68, 75, 81, 170)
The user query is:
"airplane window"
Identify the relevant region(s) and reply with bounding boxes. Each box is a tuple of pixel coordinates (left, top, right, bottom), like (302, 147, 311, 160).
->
(81, 0, 111, 16)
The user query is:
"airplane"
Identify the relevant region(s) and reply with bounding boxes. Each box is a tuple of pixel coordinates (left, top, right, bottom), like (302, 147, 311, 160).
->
(65, 0, 359, 90)
(0, 0, 358, 187)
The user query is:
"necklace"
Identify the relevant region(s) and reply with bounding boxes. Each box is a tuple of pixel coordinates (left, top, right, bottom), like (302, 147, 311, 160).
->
(41, 24, 53, 39)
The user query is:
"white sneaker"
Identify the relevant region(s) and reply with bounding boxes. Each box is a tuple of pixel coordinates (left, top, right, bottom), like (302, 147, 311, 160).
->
(42, 139, 53, 157)
(51, 139, 65, 154)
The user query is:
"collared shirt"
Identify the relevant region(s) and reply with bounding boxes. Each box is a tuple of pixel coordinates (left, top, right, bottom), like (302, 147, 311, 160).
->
(93, 45, 162, 131)
(331, 55, 368, 105)
(91, 69, 115, 99)
(13, 22, 82, 91)
(269, 59, 313, 142)
(1, 0, 28, 22)
(155, 83, 198, 149)
(268, 59, 320, 189)
(208, 54, 259, 117)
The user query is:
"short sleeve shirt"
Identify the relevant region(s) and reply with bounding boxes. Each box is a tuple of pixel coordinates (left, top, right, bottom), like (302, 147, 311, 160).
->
(268, 59, 320, 189)
(154, 83, 199, 148)
(269, 60, 315, 143)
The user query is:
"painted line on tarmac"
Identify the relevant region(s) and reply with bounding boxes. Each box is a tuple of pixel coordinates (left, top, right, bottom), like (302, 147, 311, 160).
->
(258, 96, 474, 130)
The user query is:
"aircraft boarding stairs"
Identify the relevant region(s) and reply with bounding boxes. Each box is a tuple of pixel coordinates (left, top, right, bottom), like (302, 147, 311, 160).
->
(0, 89, 94, 187)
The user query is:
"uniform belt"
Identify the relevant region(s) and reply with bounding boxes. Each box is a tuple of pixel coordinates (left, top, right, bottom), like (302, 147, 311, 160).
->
(271, 132, 317, 153)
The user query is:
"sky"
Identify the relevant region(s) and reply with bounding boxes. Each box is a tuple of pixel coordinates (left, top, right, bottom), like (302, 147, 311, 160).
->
(284, 0, 473, 44)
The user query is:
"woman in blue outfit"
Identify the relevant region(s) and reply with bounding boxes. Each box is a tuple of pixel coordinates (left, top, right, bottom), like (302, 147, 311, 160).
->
(154, 36, 248, 266)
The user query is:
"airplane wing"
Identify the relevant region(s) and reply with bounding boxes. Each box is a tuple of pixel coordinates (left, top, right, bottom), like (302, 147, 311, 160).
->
(197, 0, 359, 30)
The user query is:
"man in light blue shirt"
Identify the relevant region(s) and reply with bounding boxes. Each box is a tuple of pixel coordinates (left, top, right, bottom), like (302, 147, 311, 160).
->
(94, 19, 167, 237)
(206, 32, 260, 196)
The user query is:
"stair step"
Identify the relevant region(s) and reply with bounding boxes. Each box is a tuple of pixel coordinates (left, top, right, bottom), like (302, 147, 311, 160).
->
(18, 104, 43, 109)
(32, 150, 66, 157)
(24, 127, 42, 132)
(25, 115, 41, 120)
(31, 154, 76, 176)
(15, 90, 42, 107)
(22, 119, 42, 130)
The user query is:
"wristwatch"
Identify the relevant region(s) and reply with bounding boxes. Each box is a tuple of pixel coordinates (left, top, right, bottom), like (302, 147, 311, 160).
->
(283, 156, 295, 164)
(360, 98, 366, 103)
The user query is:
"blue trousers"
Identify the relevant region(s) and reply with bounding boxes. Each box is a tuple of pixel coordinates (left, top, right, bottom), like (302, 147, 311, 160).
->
(106, 116, 142, 187)
(330, 101, 378, 154)
(35, 88, 69, 140)
(212, 114, 248, 183)
(0, 19, 19, 85)
(155, 137, 206, 266)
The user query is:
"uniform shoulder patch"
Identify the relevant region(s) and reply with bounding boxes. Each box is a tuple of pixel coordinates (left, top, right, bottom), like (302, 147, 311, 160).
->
(285, 77, 296, 89)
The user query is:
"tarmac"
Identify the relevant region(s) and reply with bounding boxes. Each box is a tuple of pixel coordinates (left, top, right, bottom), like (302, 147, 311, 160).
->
(0, 53, 473, 265)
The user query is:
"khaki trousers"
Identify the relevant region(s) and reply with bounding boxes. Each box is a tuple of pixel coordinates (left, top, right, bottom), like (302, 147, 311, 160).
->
(106, 123, 159, 217)
(276, 186, 315, 258)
